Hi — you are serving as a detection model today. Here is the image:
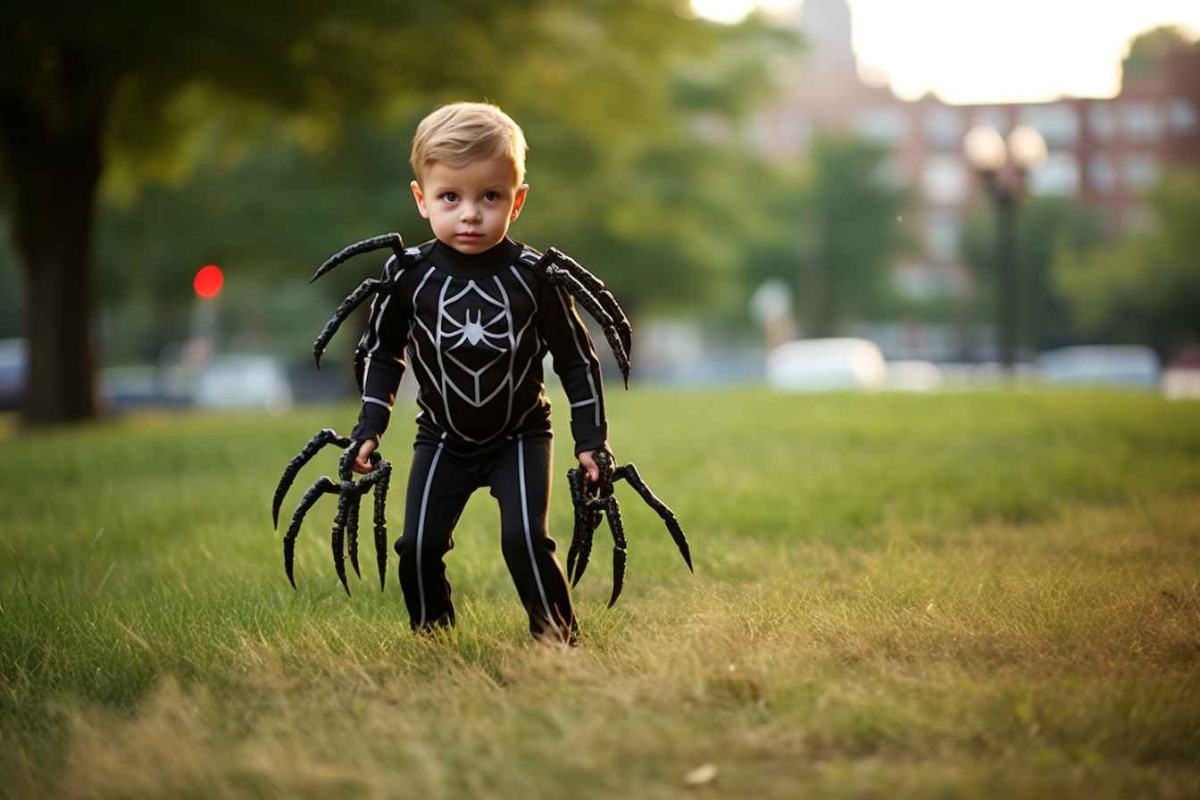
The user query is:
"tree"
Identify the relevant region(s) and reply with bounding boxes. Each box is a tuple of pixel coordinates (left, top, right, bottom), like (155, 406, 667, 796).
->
(747, 136, 907, 337)
(1054, 173, 1200, 355)
(1122, 25, 1198, 78)
(60, 9, 801, 372)
(961, 197, 1104, 353)
(0, 0, 719, 426)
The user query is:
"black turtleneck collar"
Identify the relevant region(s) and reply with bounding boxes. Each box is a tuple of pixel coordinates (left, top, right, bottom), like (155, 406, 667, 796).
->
(426, 237, 522, 277)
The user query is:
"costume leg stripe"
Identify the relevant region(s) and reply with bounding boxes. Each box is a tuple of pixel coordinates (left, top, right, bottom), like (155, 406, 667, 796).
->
(518, 436, 561, 639)
(416, 432, 447, 627)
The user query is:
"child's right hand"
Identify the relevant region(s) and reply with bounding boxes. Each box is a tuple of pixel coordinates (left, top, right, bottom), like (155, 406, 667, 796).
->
(353, 439, 378, 474)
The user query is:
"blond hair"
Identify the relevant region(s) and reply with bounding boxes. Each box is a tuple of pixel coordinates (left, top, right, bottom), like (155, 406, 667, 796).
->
(410, 102, 527, 185)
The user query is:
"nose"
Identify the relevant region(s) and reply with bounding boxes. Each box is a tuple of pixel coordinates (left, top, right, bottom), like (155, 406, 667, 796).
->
(459, 202, 481, 223)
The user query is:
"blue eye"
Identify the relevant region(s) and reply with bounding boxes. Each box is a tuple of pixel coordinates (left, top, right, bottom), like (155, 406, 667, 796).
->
(484, 191, 500, 202)
(441, 192, 458, 203)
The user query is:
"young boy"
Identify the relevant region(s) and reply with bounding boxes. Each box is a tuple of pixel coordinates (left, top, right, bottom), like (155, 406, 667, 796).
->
(348, 102, 608, 643)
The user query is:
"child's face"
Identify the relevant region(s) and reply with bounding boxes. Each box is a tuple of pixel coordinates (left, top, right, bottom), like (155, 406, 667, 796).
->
(410, 157, 528, 255)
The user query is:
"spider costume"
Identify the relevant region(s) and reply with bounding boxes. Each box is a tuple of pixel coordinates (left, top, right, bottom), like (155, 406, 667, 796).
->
(273, 233, 691, 641)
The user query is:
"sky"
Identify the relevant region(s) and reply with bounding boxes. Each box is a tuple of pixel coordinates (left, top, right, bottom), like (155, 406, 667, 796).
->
(690, 0, 1200, 104)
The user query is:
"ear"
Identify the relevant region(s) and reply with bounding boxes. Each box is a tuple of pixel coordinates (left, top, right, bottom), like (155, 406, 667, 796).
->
(510, 183, 529, 221)
(410, 180, 429, 219)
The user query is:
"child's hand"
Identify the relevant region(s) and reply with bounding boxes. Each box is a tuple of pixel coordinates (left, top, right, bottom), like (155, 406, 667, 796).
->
(353, 439, 378, 474)
(578, 450, 604, 484)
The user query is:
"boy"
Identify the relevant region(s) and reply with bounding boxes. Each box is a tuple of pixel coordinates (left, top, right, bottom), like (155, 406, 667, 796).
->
(348, 102, 608, 643)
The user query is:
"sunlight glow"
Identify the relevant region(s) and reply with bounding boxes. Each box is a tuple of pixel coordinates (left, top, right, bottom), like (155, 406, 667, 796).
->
(692, 0, 1200, 103)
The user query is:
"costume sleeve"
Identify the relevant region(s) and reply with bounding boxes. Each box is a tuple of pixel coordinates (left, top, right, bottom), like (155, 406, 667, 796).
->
(539, 281, 609, 455)
(350, 261, 409, 444)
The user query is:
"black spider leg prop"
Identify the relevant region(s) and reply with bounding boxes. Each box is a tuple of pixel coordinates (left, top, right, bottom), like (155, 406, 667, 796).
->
(614, 464, 693, 573)
(344, 451, 392, 591)
(345, 485, 362, 579)
(308, 233, 406, 368)
(273, 428, 352, 528)
(601, 494, 628, 608)
(565, 466, 604, 587)
(282, 477, 339, 589)
(367, 459, 392, 590)
(534, 254, 632, 388)
(329, 447, 360, 596)
(309, 233, 405, 283)
(545, 248, 633, 361)
(312, 278, 385, 368)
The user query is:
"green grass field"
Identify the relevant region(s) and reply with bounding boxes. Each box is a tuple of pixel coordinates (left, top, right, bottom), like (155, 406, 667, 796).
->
(2, 389, 1199, 798)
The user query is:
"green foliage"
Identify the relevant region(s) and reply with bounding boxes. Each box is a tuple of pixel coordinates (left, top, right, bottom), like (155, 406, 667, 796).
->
(962, 197, 1105, 351)
(1122, 25, 1198, 78)
(2, 391, 1200, 795)
(746, 135, 908, 336)
(83, 9, 811, 363)
(1054, 172, 1200, 353)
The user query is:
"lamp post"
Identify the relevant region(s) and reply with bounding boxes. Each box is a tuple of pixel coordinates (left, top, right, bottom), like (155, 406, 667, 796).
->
(963, 124, 1047, 374)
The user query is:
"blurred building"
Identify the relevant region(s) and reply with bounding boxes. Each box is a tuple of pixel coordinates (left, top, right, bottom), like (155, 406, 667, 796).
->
(750, 0, 1200, 305)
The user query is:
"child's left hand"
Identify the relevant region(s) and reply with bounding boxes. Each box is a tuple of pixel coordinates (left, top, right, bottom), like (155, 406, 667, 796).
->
(578, 450, 606, 484)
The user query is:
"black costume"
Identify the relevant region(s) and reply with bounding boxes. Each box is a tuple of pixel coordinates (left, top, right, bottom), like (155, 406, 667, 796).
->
(348, 237, 607, 639)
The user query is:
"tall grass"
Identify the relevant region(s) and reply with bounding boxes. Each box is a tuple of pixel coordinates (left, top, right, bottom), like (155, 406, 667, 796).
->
(1, 390, 1198, 798)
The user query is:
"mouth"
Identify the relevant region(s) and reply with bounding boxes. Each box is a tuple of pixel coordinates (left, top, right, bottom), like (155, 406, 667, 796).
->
(456, 232, 485, 239)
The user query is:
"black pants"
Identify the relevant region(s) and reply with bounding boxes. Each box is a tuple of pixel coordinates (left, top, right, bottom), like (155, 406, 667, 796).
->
(394, 432, 576, 642)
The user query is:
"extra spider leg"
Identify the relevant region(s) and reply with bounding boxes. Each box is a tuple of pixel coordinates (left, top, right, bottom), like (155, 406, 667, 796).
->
(345, 490, 362, 579)
(309, 233, 405, 283)
(540, 263, 632, 388)
(313, 278, 384, 368)
(615, 463, 693, 573)
(370, 461, 392, 590)
(330, 489, 355, 596)
(347, 455, 392, 591)
(565, 466, 603, 586)
(273, 429, 352, 528)
(330, 447, 359, 596)
(603, 496, 628, 608)
(283, 476, 339, 589)
(545, 248, 633, 358)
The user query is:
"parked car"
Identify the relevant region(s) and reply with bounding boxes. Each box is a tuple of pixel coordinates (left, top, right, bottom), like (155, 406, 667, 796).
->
(193, 354, 294, 412)
(100, 365, 192, 411)
(1039, 346, 1159, 387)
(766, 338, 886, 392)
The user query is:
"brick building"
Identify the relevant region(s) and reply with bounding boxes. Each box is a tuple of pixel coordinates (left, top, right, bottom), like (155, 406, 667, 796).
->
(751, 0, 1200, 305)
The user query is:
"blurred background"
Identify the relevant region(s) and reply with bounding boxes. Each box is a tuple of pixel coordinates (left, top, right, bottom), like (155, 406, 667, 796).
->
(2, 0, 1198, 425)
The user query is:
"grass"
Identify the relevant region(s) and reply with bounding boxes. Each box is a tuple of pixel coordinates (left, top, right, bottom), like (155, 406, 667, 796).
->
(1, 388, 1199, 798)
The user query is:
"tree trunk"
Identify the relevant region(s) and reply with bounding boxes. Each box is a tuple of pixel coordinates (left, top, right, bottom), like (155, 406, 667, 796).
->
(0, 48, 111, 427)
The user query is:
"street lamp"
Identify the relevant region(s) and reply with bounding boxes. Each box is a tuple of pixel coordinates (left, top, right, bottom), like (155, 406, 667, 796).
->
(963, 124, 1047, 373)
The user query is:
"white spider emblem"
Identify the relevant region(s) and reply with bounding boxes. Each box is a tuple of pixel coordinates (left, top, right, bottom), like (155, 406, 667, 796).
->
(460, 310, 487, 347)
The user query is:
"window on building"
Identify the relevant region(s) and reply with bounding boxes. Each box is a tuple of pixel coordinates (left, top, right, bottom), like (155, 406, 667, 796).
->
(1089, 154, 1117, 195)
(924, 107, 965, 149)
(783, 111, 812, 152)
(854, 106, 906, 145)
(972, 107, 1009, 133)
(1169, 98, 1198, 134)
(1088, 104, 1117, 139)
(872, 155, 906, 189)
(1029, 152, 1079, 196)
(1123, 155, 1159, 191)
(893, 262, 957, 300)
(921, 155, 968, 204)
(1019, 104, 1078, 145)
(1123, 102, 1163, 141)
(924, 211, 961, 263)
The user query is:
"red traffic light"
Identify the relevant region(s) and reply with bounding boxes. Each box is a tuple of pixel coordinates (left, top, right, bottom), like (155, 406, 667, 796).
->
(194, 265, 224, 299)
